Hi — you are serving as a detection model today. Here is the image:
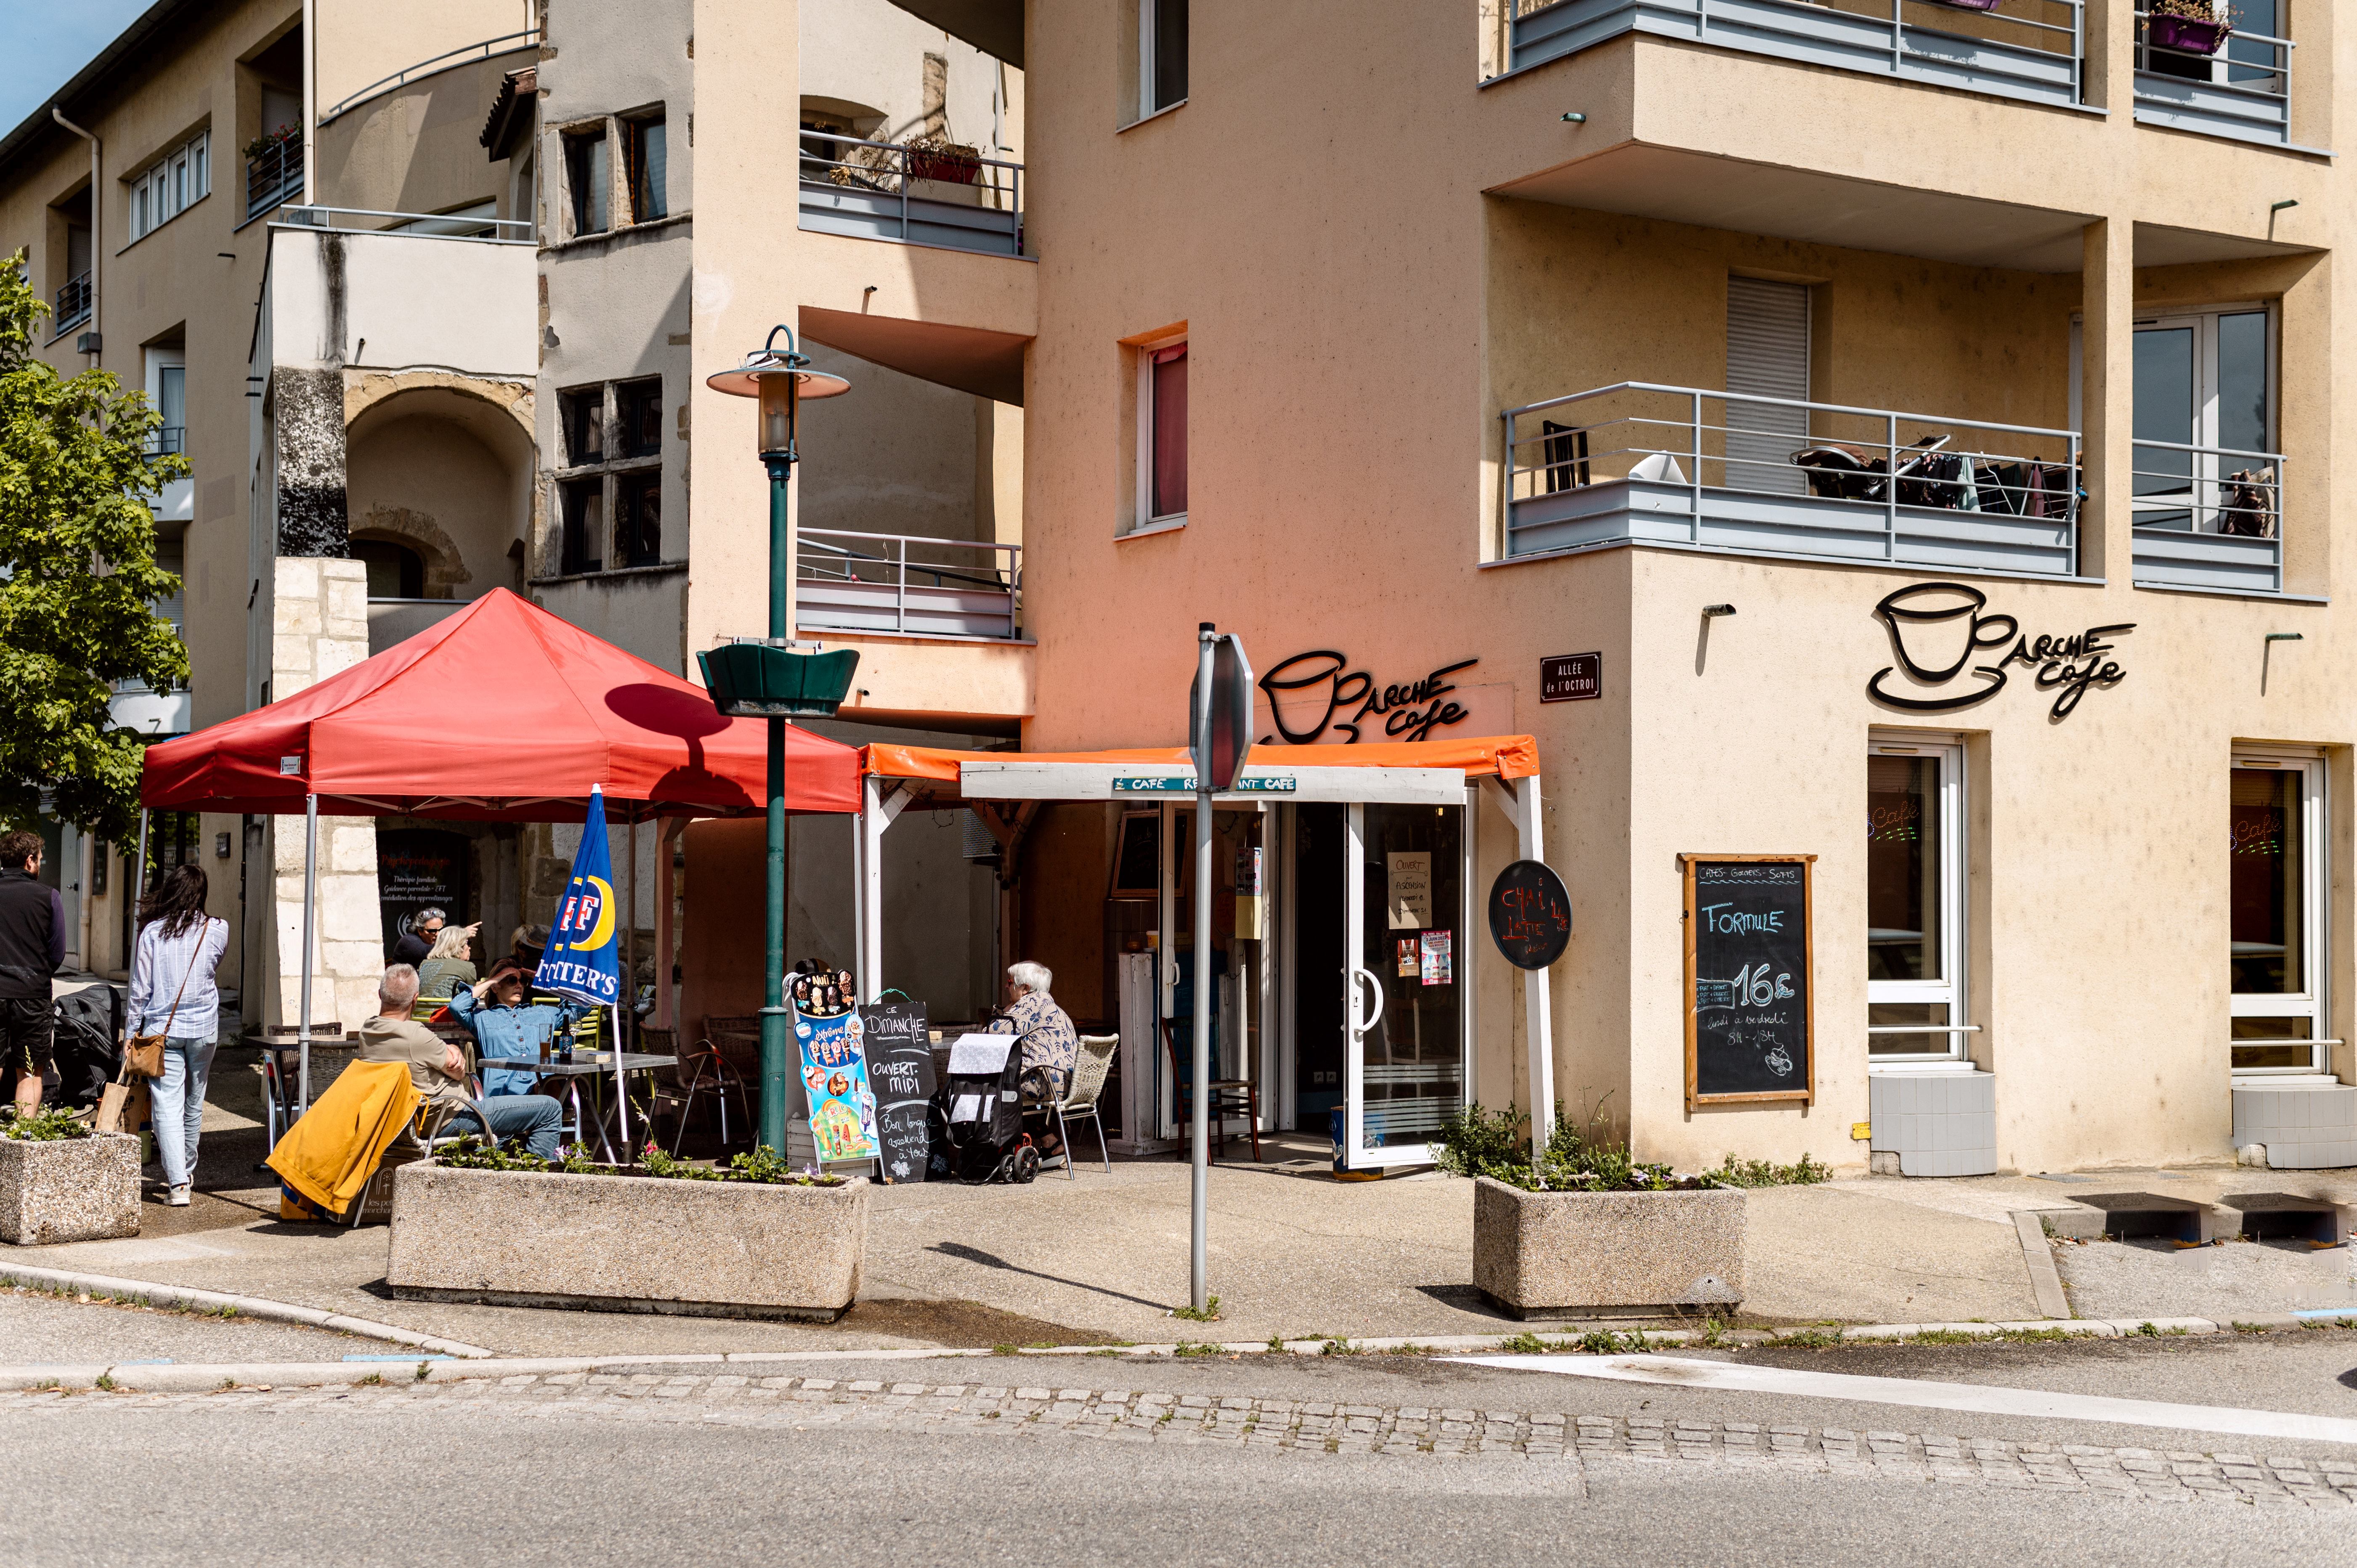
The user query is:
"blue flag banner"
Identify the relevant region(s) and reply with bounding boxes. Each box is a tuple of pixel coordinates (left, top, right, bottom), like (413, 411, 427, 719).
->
(536, 785, 624, 1008)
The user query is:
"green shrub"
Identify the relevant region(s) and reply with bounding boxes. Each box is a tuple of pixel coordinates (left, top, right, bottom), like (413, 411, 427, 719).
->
(0, 1108, 94, 1142)
(1433, 1101, 1831, 1192)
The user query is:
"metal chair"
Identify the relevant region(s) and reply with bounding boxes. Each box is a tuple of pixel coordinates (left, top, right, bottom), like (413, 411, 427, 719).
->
(649, 1015, 756, 1154)
(1160, 1016, 1260, 1163)
(1044, 1034, 1118, 1178)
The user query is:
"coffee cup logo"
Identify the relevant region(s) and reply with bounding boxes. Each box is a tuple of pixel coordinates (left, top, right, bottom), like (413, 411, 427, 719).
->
(1867, 583, 2017, 711)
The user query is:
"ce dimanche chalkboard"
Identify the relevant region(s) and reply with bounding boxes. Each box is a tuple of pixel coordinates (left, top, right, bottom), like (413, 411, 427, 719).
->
(1680, 855, 1815, 1109)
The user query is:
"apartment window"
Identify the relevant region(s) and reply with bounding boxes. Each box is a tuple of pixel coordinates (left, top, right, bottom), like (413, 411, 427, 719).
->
(614, 471, 662, 568)
(565, 127, 610, 236)
(127, 130, 210, 242)
(559, 479, 604, 576)
(1866, 738, 1967, 1063)
(561, 387, 605, 466)
(1141, 0, 1189, 117)
(626, 114, 667, 223)
(1133, 338, 1187, 530)
(2130, 305, 2275, 534)
(2230, 753, 2325, 1074)
(615, 378, 663, 458)
(145, 347, 186, 455)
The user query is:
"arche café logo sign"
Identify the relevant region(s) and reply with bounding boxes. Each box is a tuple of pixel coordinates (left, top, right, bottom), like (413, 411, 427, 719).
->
(1868, 582, 2133, 721)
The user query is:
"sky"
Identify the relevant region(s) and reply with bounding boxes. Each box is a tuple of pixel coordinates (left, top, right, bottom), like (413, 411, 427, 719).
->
(0, 0, 153, 137)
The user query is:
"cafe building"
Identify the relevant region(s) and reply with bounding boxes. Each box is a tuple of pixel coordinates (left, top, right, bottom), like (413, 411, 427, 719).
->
(678, 0, 2357, 1180)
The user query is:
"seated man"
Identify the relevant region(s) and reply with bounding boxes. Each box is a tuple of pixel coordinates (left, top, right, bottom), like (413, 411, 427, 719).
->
(358, 965, 565, 1159)
(446, 958, 588, 1098)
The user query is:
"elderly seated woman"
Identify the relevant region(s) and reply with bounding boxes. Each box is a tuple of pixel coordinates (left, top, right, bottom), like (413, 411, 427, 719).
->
(987, 960, 1078, 1152)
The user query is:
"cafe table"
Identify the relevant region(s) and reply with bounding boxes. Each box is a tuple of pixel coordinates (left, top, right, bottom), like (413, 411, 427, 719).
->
(478, 1051, 679, 1163)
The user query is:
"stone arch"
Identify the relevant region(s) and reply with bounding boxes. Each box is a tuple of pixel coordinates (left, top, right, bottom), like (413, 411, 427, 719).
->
(350, 506, 471, 597)
(342, 377, 536, 599)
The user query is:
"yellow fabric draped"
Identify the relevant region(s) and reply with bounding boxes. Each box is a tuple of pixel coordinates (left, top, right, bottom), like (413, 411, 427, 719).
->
(266, 1059, 419, 1217)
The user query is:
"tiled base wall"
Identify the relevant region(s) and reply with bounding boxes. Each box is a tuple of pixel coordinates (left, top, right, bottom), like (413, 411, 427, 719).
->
(1869, 1071, 1997, 1178)
(2231, 1084, 2357, 1170)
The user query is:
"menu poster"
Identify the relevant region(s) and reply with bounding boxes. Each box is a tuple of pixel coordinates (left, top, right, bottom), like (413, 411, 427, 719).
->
(1396, 937, 1419, 978)
(860, 1000, 933, 1183)
(1420, 929, 1453, 986)
(794, 1008, 880, 1163)
(1681, 854, 1815, 1108)
(1387, 852, 1433, 929)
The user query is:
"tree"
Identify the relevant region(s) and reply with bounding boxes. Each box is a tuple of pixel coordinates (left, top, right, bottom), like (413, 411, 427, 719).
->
(0, 251, 188, 842)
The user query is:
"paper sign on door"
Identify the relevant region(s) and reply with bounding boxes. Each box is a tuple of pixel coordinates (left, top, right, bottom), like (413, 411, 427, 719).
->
(1386, 852, 1432, 929)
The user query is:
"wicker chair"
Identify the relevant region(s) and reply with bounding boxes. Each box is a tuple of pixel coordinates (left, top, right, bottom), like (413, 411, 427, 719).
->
(1044, 1034, 1118, 1177)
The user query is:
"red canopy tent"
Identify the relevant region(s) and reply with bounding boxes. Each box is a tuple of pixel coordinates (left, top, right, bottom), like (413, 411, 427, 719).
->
(142, 587, 861, 1117)
(144, 586, 860, 820)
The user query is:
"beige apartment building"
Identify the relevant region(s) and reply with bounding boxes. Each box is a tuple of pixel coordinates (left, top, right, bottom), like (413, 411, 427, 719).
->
(671, 0, 2357, 1177)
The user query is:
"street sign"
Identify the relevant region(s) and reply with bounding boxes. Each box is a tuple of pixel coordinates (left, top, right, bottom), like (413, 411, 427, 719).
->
(1189, 631, 1255, 791)
(1539, 652, 1602, 703)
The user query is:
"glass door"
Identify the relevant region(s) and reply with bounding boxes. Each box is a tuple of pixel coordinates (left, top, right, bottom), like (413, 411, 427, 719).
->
(1342, 802, 1468, 1168)
(2134, 311, 2273, 533)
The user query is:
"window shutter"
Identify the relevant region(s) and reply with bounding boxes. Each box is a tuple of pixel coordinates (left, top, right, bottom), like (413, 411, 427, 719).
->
(1725, 276, 1810, 495)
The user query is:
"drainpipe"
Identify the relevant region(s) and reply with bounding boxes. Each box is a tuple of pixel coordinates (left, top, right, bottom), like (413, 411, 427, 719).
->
(302, 0, 318, 203)
(49, 107, 99, 367)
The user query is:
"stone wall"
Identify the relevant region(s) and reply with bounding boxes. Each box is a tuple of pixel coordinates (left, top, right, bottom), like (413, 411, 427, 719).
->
(259, 557, 382, 1032)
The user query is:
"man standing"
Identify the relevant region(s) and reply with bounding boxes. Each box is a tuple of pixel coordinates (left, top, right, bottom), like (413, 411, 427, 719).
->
(358, 965, 566, 1158)
(0, 831, 64, 1117)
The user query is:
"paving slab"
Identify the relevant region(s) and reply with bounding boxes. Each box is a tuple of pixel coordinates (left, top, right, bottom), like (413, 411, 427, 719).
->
(2053, 1237, 2357, 1324)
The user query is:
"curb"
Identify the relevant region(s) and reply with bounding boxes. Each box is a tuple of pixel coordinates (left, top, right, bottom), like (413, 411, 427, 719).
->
(0, 1264, 496, 1361)
(5, 1312, 2354, 1392)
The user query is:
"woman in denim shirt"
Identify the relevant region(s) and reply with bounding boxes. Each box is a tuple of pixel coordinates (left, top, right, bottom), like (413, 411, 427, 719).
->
(127, 866, 228, 1207)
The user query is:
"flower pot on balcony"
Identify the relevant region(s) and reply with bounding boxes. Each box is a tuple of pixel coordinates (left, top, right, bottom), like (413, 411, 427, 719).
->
(2149, 15, 2231, 56)
(906, 144, 981, 185)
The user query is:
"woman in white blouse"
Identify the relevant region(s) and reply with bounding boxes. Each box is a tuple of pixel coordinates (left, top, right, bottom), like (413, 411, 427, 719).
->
(127, 865, 229, 1207)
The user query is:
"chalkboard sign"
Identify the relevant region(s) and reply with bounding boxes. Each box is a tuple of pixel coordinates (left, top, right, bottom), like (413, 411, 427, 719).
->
(378, 828, 470, 957)
(860, 1000, 933, 1182)
(1681, 855, 1815, 1107)
(1488, 859, 1571, 969)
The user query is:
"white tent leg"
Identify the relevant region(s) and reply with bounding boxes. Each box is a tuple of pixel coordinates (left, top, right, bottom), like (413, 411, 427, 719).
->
(1516, 774, 1553, 1167)
(298, 791, 318, 1116)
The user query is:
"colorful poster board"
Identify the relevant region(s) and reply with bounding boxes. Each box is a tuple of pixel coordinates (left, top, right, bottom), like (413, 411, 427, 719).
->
(795, 1007, 880, 1162)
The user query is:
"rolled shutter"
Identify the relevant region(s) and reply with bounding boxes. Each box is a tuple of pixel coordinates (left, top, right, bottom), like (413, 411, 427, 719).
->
(1725, 276, 1810, 495)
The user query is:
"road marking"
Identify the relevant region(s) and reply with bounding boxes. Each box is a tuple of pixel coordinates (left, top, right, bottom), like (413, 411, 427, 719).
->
(1448, 1354, 2357, 1446)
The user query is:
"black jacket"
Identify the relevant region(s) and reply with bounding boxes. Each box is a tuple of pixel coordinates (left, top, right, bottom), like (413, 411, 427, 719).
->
(0, 868, 64, 1000)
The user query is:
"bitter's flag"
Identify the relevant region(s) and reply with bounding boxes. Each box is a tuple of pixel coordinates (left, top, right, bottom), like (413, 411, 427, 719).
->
(536, 785, 623, 1007)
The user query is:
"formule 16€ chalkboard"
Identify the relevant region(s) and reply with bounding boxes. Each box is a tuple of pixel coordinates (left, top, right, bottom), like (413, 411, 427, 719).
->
(1680, 855, 1815, 1109)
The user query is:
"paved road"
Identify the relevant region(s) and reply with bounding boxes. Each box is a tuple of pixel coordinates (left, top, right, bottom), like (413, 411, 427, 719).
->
(8, 1336, 2357, 1565)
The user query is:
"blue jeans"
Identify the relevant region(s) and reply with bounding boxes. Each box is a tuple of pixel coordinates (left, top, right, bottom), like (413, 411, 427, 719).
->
(150, 1036, 217, 1188)
(447, 1094, 565, 1160)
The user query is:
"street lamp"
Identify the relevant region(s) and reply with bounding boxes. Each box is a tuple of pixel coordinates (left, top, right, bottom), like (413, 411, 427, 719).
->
(703, 324, 855, 1154)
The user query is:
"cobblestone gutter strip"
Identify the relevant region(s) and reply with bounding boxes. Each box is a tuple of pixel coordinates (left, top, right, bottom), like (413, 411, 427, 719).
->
(0, 1263, 496, 1360)
(11, 1373, 2357, 1508)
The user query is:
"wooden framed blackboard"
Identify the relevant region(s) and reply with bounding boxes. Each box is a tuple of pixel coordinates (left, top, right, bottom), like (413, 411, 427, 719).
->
(860, 1000, 933, 1182)
(1680, 854, 1815, 1109)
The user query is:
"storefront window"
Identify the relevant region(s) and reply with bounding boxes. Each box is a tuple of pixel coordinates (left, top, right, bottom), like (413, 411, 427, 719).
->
(2230, 758, 2322, 1073)
(1867, 741, 1964, 1061)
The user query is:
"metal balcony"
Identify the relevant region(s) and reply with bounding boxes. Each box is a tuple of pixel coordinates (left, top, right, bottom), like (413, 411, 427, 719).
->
(2131, 11, 2291, 149)
(797, 132, 1025, 258)
(246, 139, 304, 220)
(2130, 439, 2284, 595)
(53, 271, 91, 332)
(796, 531, 1023, 640)
(1502, 382, 2082, 578)
(1503, 0, 2085, 112)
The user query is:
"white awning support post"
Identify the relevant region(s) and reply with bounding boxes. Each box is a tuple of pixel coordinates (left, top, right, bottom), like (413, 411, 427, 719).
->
(856, 777, 907, 996)
(298, 791, 318, 1116)
(1482, 773, 1554, 1170)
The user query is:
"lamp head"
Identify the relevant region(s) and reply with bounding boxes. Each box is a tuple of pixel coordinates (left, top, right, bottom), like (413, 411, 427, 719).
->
(703, 325, 851, 459)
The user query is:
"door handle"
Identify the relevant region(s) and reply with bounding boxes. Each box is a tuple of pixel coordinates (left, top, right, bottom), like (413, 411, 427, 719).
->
(1350, 967, 1386, 1037)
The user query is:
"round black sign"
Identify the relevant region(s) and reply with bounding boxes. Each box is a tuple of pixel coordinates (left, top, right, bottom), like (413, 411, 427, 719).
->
(1488, 859, 1571, 970)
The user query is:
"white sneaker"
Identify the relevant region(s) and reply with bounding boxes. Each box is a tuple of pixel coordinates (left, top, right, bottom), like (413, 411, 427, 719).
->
(165, 1185, 191, 1207)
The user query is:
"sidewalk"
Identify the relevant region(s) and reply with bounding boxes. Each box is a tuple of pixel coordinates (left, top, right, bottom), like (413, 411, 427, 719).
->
(19, 1049, 2351, 1354)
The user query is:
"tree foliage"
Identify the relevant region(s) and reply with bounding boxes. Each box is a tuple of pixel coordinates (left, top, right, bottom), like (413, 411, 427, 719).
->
(0, 250, 188, 841)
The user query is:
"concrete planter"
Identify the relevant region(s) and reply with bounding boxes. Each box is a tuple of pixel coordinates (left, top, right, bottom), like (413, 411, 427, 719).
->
(1471, 1175, 1745, 1319)
(387, 1163, 867, 1321)
(0, 1133, 141, 1246)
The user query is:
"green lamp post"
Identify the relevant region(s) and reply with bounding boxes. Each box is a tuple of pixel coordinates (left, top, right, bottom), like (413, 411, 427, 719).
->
(702, 325, 855, 1154)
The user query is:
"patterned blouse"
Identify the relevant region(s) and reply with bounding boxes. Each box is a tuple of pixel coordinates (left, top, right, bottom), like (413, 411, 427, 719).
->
(989, 989, 1078, 1083)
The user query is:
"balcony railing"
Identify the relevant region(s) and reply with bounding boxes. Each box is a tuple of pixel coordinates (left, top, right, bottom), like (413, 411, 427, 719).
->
(53, 270, 91, 332)
(1503, 383, 2081, 577)
(1503, 0, 2084, 111)
(146, 426, 186, 456)
(246, 138, 304, 220)
(797, 132, 1025, 258)
(278, 205, 534, 243)
(796, 530, 1023, 640)
(2132, 11, 2291, 148)
(2131, 439, 2284, 595)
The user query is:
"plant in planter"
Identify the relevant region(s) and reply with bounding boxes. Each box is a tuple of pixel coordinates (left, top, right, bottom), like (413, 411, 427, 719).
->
(1440, 1102, 1828, 1318)
(243, 123, 300, 162)
(0, 1109, 140, 1245)
(2147, 0, 2234, 58)
(902, 133, 982, 186)
(386, 1140, 866, 1319)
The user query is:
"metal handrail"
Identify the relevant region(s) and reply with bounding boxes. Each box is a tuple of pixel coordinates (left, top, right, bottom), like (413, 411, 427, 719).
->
(2129, 438, 2283, 539)
(277, 205, 534, 243)
(245, 139, 303, 219)
(796, 529, 1023, 638)
(797, 129, 1025, 255)
(146, 426, 186, 456)
(1503, 381, 2078, 443)
(319, 29, 541, 125)
(2131, 10, 2290, 110)
(53, 271, 91, 329)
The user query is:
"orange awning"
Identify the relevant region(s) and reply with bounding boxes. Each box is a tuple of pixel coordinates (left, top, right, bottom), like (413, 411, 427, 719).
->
(864, 734, 1539, 787)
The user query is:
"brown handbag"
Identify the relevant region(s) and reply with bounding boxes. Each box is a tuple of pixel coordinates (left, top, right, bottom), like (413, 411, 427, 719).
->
(125, 921, 208, 1080)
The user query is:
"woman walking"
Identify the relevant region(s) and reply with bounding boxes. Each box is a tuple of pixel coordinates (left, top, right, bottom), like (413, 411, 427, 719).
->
(127, 865, 228, 1207)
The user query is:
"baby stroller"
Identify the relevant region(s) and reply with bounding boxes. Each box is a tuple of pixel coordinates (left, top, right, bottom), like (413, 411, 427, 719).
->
(50, 984, 123, 1114)
(930, 1032, 1039, 1184)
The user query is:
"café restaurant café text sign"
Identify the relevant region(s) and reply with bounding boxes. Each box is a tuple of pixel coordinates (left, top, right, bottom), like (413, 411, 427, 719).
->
(1868, 582, 2132, 722)
(1257, 650, 1502, 745)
